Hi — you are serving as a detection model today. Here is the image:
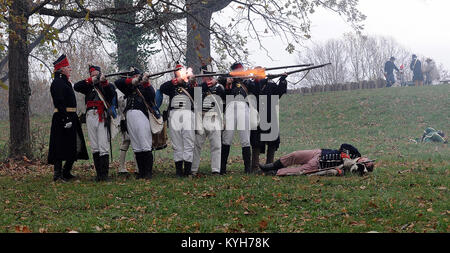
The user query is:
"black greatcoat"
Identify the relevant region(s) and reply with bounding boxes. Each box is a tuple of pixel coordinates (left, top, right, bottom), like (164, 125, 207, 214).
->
(47, 73, 89, 164)
(249, 78, 287, 152)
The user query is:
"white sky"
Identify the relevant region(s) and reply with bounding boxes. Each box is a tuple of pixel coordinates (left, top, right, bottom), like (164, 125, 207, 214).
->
(245, 0, 450, 70)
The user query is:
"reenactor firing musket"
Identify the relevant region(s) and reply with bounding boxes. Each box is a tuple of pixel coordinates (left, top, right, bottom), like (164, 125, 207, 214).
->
(193, 64, 314, 78)
(105, 67, 182, 78)
(193, 63, 330, 80)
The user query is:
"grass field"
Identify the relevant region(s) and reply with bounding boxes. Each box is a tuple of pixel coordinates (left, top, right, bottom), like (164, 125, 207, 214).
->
(0, 85, 449, 233)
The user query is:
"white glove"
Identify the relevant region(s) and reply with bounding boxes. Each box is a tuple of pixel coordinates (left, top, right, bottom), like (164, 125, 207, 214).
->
(64, 122, 73, 129)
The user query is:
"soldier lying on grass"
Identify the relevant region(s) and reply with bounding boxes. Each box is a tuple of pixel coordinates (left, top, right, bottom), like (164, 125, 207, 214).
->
(259, 144, 375, 176)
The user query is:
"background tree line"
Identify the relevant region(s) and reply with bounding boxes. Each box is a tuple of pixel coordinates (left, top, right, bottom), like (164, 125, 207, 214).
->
(295, 33, 448, 88)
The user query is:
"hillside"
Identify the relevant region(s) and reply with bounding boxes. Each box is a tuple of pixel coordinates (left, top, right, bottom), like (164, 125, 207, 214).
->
(0, 85, 448, 233)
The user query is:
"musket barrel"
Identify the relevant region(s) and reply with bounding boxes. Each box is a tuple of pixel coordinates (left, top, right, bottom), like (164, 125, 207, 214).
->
(267, 63, 332, 79)
(105, 68, 182, 78)
(264, 64, 313, 71)
(105, 72, 133, 78)
(148, 68, 181, 78)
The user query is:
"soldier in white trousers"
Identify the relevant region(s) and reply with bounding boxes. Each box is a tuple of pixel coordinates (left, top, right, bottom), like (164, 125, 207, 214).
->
(115, 68, 155, 180)
(219, 62, 256, 174)
(74, 65, 117, 181)
(160, 63, 197, 177)
(192, 65, 225, 175)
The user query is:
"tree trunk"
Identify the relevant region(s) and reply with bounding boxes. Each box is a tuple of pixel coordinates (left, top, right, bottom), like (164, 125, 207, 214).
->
(186, 0, 232, 71)
(8, 0, 32, 158)
(113, 0, 140, 70)
(186, 7, 213, 72)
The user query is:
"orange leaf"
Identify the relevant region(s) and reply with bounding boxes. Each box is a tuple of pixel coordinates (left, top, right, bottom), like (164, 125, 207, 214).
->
(15, 225, 31, 233)
(259, 220, 268, 230)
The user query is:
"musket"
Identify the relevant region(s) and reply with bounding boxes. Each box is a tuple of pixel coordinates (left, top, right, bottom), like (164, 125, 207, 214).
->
(303, 159, 376, 176)
(265, 64, 313, 71)
(193, 64, 314, 78)
(266, 63, 332, 79)
(105, 67, 182, 78)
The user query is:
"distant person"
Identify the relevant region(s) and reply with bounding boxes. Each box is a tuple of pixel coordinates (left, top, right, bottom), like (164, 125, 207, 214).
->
(410, 54, 424, 86)
(384, 57, 399, 87)
(259, 144, 375, 177)
(423, 58, 440, 85)
(396, 64, 406, 86)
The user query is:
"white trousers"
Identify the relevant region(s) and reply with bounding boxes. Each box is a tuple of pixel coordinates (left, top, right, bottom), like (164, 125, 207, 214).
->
(192, 128, 222, 173)
(126, 110, 152, 153)
(86, 110, 109, 156)
(169, 109, 195, 162)
(222, 101, 250, 147)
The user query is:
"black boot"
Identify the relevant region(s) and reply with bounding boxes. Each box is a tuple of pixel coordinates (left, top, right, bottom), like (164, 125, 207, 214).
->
(251, 146, 260, 173)
(93, 152, 101, 182)
(135, 152, 146, 179)
(259, 159, 284, 172)
(184, 161, 192, 177)
(266, 145, 277, 164)
(62, 160, 75, 181)
(175, 161, 184, 177)
(242, 146, 252, 174)
(144, 151, 153, 179)
(53, 161, 64, 182)
(220, 144, 230, 175)
(101, 155, 110, 181)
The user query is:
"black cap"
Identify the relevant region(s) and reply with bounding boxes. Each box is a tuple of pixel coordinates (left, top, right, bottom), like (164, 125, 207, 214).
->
(231, 62, 244, 71)
(129, 66, 142, 76)
(200, 64, 215, 74)
(89, 65, 101, 73)
(339, 143, 362, 158)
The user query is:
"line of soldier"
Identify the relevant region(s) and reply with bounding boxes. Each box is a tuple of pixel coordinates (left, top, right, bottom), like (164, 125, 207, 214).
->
(48, 54, 289, 182)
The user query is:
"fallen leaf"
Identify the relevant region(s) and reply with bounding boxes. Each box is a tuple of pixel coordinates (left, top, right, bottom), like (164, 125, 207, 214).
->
(259, 220, 268, 230)
(15, 225, 31, 233)
(368, 201, 378, 208)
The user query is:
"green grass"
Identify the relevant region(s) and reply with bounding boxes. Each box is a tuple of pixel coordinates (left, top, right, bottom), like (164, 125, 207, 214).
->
(0, 85, 449, 233)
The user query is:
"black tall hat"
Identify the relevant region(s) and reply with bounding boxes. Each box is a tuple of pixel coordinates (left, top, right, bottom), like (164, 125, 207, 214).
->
(129, 66, 142, 76)
(200, 64, 215, 74)
(339, 143, 362, 158)
(89, 65, 101, 73)
(231, 62, 244, 71)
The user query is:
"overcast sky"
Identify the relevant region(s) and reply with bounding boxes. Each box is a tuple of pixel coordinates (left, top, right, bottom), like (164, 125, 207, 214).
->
(244, 0, 450, 70)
